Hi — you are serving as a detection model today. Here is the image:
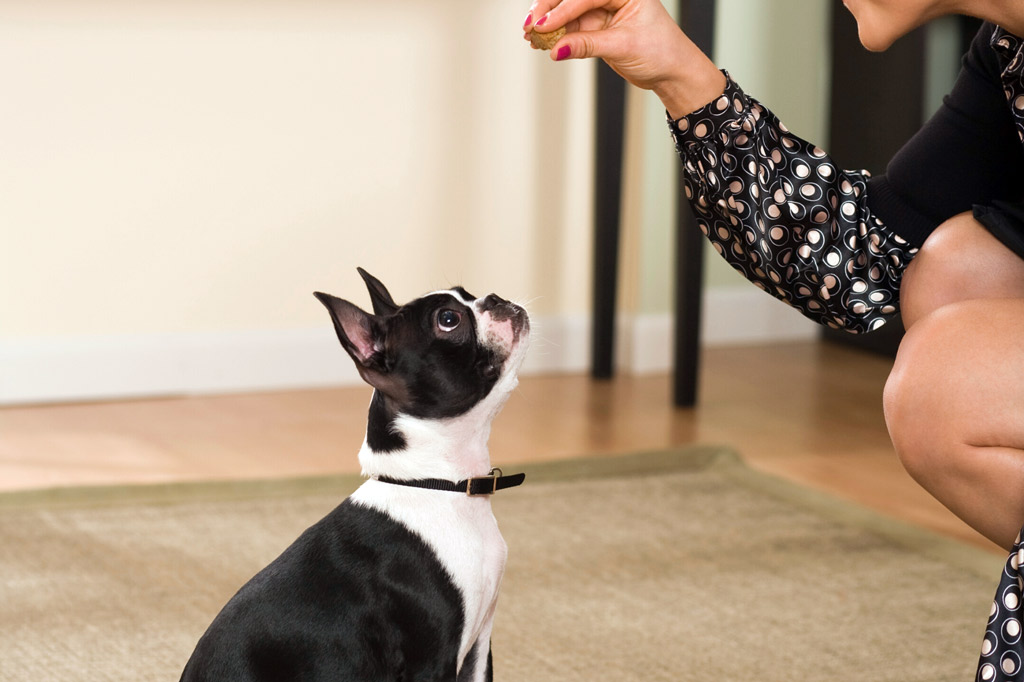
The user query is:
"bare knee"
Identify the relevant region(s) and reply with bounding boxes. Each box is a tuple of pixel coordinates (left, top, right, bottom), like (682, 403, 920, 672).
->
(883, 360, 930, 485)
(901, 212, 1024, 329)
(884, 298, 1004, 479)
(883, 308, 962, 483)
(884, 298, 1024, 548)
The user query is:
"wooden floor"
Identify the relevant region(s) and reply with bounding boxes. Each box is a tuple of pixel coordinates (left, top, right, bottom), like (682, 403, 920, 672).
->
(0, 341, 1002, 554)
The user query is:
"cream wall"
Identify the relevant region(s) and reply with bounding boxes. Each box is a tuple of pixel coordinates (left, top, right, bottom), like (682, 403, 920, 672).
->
(1, 0, 593, 334)
(626, 0, 834, 307)
(1, 0, 598, 401)
(615, 0, 827, 367)
(1, 0, 830, 403)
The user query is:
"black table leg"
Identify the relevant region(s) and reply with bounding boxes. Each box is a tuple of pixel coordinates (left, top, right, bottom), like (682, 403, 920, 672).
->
(590, 0, 715, 404)
(591, 61, 626, 379)
(672, 0, 715, 407)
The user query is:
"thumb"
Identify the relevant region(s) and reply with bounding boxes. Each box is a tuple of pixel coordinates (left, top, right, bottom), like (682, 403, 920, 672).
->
(550, 28, 623, 62)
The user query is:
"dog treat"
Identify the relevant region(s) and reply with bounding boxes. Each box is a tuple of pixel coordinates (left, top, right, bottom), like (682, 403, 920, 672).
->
(530, 26, 566, 50)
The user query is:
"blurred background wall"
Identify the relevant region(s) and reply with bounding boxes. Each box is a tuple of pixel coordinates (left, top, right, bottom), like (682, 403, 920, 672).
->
(1, 0, 839, 403)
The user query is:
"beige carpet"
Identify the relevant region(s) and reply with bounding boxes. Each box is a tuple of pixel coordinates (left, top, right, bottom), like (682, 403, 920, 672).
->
(0, 446, 1005, 681)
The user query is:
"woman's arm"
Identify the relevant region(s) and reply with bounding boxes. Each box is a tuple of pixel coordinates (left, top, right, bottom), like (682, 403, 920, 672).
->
(670, 74, 915, 333)
(527, 4, 1023, 333)
(525, 0, 913, 332)
(667, 22, 1024, 332)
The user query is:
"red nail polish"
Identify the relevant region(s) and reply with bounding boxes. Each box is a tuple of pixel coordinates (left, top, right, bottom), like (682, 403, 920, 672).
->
(536, 14, 547, 26)
(556, 45, 571, 61)
(523, 12, 532, 28)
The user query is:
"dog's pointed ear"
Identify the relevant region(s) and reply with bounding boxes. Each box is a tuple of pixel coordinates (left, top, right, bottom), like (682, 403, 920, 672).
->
(314, 291, 405, 399)
(314, 292, 381, 366)
(357, 267, 400, 317)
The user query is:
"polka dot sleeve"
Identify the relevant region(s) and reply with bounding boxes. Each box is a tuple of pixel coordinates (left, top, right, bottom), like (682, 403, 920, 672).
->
(668, 72, 918, 334)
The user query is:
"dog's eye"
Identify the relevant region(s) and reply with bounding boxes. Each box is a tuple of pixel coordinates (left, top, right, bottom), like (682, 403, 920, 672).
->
(437, 309, 462, 332)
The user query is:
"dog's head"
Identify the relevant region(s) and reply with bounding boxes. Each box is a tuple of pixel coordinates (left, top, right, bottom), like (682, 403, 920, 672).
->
(315, 269, 530, 456)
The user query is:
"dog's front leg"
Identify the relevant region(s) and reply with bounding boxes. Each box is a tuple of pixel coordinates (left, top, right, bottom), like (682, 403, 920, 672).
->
(457, 625, 494, 682)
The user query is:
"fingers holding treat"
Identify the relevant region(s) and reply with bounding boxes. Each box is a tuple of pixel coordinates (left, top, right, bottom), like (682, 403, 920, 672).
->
(525, 0, 619, 31)
(523, 0, 623, 58)
(529, 25, 567, 50)
(523, 0, 569, 50)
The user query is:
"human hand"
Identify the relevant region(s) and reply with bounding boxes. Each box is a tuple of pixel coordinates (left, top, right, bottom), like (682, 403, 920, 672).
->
(522, 0, 725, 118)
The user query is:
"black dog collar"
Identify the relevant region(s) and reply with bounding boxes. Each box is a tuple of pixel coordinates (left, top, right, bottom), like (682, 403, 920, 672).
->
(375, 468, 525, 496)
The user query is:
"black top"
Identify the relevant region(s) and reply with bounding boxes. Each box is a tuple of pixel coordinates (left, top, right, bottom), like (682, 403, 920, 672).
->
(668, 22, 1024, 333)
(869, 22, 1024, 248)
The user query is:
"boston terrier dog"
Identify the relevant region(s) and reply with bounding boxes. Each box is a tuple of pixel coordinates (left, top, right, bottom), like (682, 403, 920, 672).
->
(179, 268, 530, 682)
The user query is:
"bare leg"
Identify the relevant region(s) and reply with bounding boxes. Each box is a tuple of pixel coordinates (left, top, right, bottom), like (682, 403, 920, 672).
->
(886, 299, 1024, 548)
(899, 212, 1024, 329)
(885, 212, 1024, 549)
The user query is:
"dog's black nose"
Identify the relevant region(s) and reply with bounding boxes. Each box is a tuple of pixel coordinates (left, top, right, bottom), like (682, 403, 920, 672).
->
(479, 294, 510, 313)
(478, 294, 529, 338)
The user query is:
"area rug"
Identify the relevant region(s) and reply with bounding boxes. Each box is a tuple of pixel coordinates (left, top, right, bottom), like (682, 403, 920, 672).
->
(0, 446, 1005, 681)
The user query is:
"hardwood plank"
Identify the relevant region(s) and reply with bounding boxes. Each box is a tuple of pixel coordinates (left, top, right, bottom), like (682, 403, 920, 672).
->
(0, 341, 1001, 553)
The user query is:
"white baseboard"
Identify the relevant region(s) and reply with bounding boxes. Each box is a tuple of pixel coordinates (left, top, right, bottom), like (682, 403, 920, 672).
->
(0, 288, 818, 405)
(0, 328, 358, 405)
(702, 286, 819, 346)
(615, 287, 818, 375)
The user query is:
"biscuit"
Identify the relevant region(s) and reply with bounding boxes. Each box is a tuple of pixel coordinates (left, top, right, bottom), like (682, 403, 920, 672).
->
(530, 26, 566, 51)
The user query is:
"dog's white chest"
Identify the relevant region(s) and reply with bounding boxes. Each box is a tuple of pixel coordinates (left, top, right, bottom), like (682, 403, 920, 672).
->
(349, 480, 508, 665)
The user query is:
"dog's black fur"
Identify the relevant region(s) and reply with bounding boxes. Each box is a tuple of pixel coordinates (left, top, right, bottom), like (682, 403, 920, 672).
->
(180, 502, 472, 681)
